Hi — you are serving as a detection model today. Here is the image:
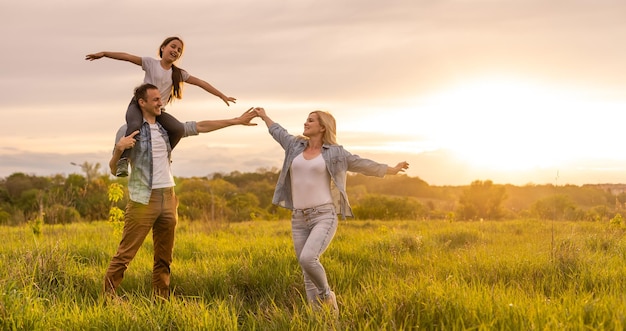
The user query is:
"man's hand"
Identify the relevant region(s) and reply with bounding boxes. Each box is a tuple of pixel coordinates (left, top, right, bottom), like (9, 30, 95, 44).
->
(115, 130, 139, 152)
(237, 107, 258, 126)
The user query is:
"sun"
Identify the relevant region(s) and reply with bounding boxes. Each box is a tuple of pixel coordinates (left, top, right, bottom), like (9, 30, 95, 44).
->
(337, 74, 621, 178)
(415, 76, 591, 171)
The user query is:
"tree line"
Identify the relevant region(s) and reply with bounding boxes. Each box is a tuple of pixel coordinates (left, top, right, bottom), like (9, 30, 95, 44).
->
(0, 162, 624, 225)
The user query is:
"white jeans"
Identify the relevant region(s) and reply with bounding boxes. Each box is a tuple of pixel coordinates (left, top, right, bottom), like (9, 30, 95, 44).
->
(291, 203, 338, 302)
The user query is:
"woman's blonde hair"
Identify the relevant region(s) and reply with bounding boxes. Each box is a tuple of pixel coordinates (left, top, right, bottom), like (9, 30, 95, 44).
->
(311, 110, 338, 145)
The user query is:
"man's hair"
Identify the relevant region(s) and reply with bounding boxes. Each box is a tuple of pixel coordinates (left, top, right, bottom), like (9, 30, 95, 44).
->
(134, 83, 158, 102)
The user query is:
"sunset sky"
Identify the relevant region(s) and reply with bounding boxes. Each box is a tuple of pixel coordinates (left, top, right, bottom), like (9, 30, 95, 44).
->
(1, 0, 626, 186)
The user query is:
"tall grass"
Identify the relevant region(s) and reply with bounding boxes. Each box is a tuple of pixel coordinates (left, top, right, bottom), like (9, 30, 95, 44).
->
(1, 218, 626, 330)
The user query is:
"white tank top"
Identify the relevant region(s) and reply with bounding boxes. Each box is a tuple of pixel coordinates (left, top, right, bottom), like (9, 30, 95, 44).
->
(150, 124, 175, 188)
(290, 153, 332, 209)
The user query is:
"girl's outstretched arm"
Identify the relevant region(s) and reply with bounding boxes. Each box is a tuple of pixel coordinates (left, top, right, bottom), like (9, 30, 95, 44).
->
(186, 75, 236, 106)
(85, 52, 142, 66)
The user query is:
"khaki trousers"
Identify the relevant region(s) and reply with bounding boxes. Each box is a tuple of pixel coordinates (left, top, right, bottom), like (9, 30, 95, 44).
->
(104, 187, 178, 299)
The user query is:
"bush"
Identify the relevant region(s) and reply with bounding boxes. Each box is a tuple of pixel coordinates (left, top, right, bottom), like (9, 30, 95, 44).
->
(0, 209, 10, 225)
(44, 204, 81, 224)
(353, 194, 426, 220)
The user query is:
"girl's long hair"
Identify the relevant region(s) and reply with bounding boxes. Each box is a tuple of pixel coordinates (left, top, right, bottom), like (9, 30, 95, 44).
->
(311, 110, 338, 145)
(159, 36, 185, 103)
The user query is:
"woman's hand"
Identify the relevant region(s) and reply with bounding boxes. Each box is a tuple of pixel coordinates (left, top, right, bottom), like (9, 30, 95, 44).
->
(387, 161, 409, 175)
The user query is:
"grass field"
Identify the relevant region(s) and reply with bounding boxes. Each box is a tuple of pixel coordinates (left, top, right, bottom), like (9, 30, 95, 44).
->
(2, 218, 626, 330)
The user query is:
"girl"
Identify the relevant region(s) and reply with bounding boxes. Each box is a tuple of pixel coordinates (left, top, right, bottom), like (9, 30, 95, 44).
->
(86, 36, 236, 176)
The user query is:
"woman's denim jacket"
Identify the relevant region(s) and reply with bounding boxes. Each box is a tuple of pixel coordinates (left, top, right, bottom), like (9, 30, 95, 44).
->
(268, 122, 388, 218)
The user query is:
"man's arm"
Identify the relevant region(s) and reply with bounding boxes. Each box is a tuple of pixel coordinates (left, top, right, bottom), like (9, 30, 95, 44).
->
(195, 107, 257, 133)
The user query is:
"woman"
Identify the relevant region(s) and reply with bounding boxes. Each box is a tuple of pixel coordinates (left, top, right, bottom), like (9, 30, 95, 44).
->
(86, 36, 236, 176)
(254, 107, 409, 314)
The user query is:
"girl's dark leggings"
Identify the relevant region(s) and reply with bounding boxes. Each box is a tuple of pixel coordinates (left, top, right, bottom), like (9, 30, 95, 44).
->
(121, 98, 185, 158)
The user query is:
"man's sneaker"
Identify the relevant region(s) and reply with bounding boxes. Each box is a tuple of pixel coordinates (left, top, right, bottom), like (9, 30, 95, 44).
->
(116, 158, 129, 177)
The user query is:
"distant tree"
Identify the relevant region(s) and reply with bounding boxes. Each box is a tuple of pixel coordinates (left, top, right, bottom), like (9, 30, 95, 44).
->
(457, 180, 507, 220)
(46, 176, 76, 208)
(347, 173, 432, 198)
(177, 178, 239, 222)
(4, 173, 49, 203)
(65, 174, 88, 198)
(16, 188, 41, 219)
(74, 176, 110, 221)
(221, 168, 279, 187)
(0, 208, 10, 225)
(585, 205, 611, 222)
(240, 180, 275, 210)
(353, 194, 426, 220)
(503, 184, 558, 213)
(347, 184, 368, 203)
(177, 177, 212, 193)
(4, 169, 623, 225)
(227, 192, 263, 222)
(221, 169, 278, 209)
(177, 191, 218, 221)
(70, 161, 102, 184)
(44, 204, 81, 224)
(530, 194, 577, 220)
(617, 192, 626, 208)
(560, 184, 612, 208)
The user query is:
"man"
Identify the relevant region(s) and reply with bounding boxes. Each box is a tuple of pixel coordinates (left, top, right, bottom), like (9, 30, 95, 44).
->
(104, 83, 256, 299)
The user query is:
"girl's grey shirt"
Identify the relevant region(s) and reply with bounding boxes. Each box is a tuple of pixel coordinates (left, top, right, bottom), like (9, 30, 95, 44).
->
(268, 122, 388, 218)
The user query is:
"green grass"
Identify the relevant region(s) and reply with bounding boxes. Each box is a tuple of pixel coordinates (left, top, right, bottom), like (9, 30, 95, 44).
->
(2, 219, 626, 330)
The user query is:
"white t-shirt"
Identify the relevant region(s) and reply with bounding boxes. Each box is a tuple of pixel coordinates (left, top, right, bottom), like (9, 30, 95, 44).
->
(141, 57, 190, 104)
(290, 153, 332, 209)
(149, 123, 175, 188)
